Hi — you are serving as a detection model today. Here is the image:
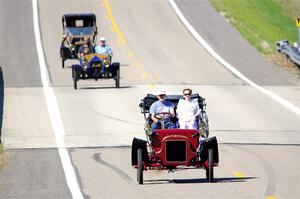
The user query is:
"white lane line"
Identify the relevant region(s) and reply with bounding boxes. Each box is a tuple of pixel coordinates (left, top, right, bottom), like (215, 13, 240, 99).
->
(169, 0, 300, 117)
(32, 0, 84, 198)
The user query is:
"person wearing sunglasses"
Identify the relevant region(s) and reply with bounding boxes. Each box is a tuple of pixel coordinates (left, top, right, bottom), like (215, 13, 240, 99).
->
(149, 89, 176, 131)
(177, 88, 200, 130)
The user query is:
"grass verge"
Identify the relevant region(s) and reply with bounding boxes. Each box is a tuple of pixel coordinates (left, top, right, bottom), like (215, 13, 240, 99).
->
(210, 0, 299, 67)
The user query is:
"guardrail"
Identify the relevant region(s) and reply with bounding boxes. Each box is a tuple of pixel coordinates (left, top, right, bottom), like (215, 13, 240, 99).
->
(276, 40, 300, 68)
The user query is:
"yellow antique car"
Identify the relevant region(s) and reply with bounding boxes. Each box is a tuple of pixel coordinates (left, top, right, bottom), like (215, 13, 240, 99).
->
(72, 53, 120, 90)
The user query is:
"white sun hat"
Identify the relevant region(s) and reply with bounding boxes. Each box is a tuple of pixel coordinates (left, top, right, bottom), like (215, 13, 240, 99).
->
(156, 89, 166, 96)
(99, 37, 106, 41)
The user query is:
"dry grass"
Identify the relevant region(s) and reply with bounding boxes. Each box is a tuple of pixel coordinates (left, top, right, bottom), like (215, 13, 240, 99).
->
(276, 0, 300, 19)
(269, 53, 295, 68)
(267, 53, 300, 78)
(0, 144, 5, 170)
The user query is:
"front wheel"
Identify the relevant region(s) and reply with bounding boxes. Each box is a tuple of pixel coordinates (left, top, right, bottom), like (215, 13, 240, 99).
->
(60, 48, 65, 68)
(115, 69, 120, 88)
(206, 148, 214, 182)
(137, 148, 143, 184)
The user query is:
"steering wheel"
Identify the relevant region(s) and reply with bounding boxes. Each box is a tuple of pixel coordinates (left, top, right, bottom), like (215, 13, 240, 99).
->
(154, 112, 171, 120)
(153, 112, 171, 129)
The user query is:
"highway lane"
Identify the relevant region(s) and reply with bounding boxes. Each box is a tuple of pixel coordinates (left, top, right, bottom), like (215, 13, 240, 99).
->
(0, 149, 71, 198)
(0, 0, 41, 87)
(37, 0, 299, 198)
(0, 0, 72, 198)
(70, 145, 300, 199)
(0, 0, 299, 198)
(37, 0, 299, 148)
(37, 0, 241, 149)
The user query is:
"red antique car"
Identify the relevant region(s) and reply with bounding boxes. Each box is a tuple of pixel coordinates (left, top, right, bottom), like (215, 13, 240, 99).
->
(131, 94, 219, 184)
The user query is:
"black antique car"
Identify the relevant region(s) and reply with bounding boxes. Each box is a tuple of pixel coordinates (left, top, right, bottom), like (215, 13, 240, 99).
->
(60, 13, 97, 68)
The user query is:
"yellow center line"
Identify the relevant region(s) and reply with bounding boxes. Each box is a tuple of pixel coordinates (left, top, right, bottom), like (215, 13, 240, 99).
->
(101, 0, 153, 83)
(128, 51, 134, 57)
(148, 84, 157, 89)
(234, 172, 277, 199)
(103, 0, 127, 45)
(133, 62, 141, 68)
(233, 171, 246, 178)
(141, 72, 148, 79)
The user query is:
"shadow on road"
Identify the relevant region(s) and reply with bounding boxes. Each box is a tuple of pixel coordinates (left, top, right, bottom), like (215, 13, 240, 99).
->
(144, 177, 257, 185)
(0, 67, 3, 144)
(80, 85, 132, 90)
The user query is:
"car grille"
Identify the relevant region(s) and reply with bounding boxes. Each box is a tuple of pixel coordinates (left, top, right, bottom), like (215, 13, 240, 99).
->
(166, 140, 186, 162)
(91, 61, 101, 68)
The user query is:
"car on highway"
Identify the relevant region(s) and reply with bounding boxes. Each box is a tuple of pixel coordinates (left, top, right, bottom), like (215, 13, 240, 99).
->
(72, 53, 120, 89)
(131, 93, 219, 184)
(60, 13, 98, 68)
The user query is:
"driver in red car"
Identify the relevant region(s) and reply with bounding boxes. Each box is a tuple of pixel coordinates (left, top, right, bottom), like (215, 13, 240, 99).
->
(150, 89, 176, 131)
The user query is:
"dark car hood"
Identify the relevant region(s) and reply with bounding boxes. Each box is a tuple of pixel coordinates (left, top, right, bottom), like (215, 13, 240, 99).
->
(66, 27, 94, 36)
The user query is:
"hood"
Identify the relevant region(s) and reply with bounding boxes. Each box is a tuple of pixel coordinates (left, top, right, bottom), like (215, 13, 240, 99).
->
(90, 55, 102, 62)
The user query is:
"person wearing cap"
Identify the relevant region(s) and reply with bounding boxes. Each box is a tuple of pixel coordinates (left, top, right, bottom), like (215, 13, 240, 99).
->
(95, 37, 113, 75)
(149, 90, 176, 131)
(177, 88, 200, 130)
(94, 37, 113, 55)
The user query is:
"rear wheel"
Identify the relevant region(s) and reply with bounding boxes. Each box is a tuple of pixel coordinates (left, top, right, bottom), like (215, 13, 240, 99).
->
(137, 148, 143, 184)
(62, 58, 65, 68)
(206, 148, 214, 182)
(115, 69, 120, 88)
(73, 68, 78, 90)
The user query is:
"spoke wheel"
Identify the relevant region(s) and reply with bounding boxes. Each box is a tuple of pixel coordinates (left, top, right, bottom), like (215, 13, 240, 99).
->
(137, 148, 143, 184)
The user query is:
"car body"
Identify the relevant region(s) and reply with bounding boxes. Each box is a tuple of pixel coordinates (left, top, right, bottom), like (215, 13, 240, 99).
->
(131, 94, 219, 184)
(60, 13, 98, 68)
(72, 53, 120, 89)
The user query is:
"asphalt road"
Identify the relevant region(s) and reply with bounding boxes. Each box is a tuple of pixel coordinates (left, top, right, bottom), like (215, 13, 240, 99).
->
(0, 0, 41, 87)
(0, 0, 299, 198)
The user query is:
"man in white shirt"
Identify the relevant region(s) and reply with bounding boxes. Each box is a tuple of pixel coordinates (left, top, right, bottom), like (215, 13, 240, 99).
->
(176, 88, 200, 130)
(94, 37, 113, 55)
(94, 37, 113, 74)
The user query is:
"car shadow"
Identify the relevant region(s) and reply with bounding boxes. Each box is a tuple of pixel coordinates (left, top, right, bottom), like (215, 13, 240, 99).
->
(64, 63, 130, 69)
(0, 67, 3, 143)
(143, 177, 257, 185)
(80, 85, 132, 90)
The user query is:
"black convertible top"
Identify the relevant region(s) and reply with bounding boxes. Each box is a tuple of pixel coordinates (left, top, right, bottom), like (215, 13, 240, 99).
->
(62, 13, 96, 28)
(63, 13, 96, 19)
(139, 93, 205, 114)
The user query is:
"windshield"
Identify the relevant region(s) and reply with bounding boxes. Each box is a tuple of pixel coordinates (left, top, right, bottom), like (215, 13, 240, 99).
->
(66, 27, 94, 36)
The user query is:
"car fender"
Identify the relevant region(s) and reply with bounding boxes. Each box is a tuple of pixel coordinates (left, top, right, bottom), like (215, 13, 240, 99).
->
(131, 138, 149, 166)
